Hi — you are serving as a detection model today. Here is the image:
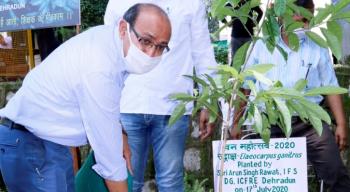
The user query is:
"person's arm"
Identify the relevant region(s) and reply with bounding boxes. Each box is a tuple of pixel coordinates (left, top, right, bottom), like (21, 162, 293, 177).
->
(105, 180, 128, 192)
(76, 71, 128, 191)
(121, 125, 133, 175)
(326, 95, 348, 151)
(190, 0, 218, 141)
(318, 48, 348, 150)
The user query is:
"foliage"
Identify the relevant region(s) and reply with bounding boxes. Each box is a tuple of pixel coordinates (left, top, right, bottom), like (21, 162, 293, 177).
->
(55, 27, 76, 42)
(169, 3, 350, 191)
(184, 173, 213, 192)
(81, 0, 109, 30)
(170, 0, 350, 140)
(213, 42, 229, 64)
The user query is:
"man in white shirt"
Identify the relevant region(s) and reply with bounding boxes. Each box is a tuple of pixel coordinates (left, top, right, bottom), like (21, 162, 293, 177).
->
(105, 0, 217, 191)
(0, 4, 171, 192)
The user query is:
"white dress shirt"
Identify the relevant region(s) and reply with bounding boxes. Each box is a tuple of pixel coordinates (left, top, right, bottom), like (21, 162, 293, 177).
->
(0, 25, 128, 181)
(105, 0, 217, 115)
(245, 31, 339, 104)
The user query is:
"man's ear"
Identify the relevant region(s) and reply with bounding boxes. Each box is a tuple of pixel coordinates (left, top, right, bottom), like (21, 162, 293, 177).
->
(119, 19, 128, 39)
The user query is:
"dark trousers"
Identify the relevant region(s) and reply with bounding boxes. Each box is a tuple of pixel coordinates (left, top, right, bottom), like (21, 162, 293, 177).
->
(270, 118, 350, 192)
(231, 37, 251, 58)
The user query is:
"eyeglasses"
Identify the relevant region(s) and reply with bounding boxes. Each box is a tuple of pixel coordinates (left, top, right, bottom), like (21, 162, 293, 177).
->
(130, 26, 170, 55)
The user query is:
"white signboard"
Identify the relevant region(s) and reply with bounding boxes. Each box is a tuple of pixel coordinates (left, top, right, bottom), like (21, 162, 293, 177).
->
(213, 138, 307, 192)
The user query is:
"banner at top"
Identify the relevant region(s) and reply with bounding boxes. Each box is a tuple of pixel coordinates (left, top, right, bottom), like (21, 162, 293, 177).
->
(0, 0, 80, 32)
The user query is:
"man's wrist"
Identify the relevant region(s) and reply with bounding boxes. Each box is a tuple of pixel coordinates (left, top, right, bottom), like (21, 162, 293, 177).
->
(122, 129, 128, 136)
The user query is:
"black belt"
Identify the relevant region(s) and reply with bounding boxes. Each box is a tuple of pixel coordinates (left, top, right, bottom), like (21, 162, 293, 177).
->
(0, 117, 28, 132)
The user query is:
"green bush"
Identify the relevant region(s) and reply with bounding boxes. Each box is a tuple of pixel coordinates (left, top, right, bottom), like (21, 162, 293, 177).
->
(81, 0, 109, 30)
(213, 41, 229, 65)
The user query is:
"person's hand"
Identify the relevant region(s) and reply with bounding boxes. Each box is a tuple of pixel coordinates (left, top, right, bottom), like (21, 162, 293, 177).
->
(335, 125, 348, 151)
(230, 123, 242, 140)
(122, 133, 133, 175)
(199, 109, 215, 141)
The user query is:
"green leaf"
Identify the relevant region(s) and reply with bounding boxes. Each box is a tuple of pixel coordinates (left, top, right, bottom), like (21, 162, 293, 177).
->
(269, 14, 281, 38)
(273, 97, 292, 137)
(262, 21, 269, 37)
(276, 45, 289, 61)
(310, 7, 332, 26)
(236, 90, 248, 102)
(184, 75, 208, 87)
(192, 104, 201, 117)
(288, 32, 300, 51)
(307, 111, 324, 136)
(294, 79, 307, 91)
(285, 21, 304, 32)
(236, 116, 246, 133)
(260, 128, 271, 143)
(304, 86, 348, 96)
(169, 93, 195, 102)
(208, 100, 219, 123)
(305, 31, 328, 48)
(233, 41, 250, 71)
(274, 0, 287, 16)
(273, 80, 284, 88)
(246, 80, 257, 96)
(198, 87, 210, 103)
(288, 3, 313, 20)
(266, 101, 277, 125)
(267, 87, 303, 99)
(333, 0, 350, 12)
(321, 28, 342, 60)
(266, 39, 276, 53)
(251, 71, 273, 86)
(327, 21, 343, 44)
(332, 11, 350, 20)
(204, 74, 218, 90)
(215, 65, 239, 77)
(253, 105, 263, 134)
(298, 99, 331, 125)
(244, 64, 275, 74)
(211, 0, 229, 18)
(169, 103, 186, 126)
(286, 100, 308, 121)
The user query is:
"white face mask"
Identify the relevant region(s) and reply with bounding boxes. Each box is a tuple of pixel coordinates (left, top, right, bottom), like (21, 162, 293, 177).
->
(293, 28, 306, 37)
(122, 24, 162, 74)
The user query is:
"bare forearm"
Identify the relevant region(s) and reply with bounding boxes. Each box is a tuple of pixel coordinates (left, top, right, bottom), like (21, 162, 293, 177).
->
(326, 94, 347, 127)
(105, 179, 128, 192)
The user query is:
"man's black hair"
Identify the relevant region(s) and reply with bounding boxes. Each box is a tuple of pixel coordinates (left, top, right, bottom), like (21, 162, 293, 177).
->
(123, 3, 168, 28)
(294, 0, 315, 11)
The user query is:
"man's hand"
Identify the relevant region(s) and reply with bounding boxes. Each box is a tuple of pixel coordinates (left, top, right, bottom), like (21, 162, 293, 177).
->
(326, 95, 348, 151)
(230, 124, 242, 140)
(122, 133, 133, 175)
(199, 109, 215, 141)
(335, 125, 348, 151)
